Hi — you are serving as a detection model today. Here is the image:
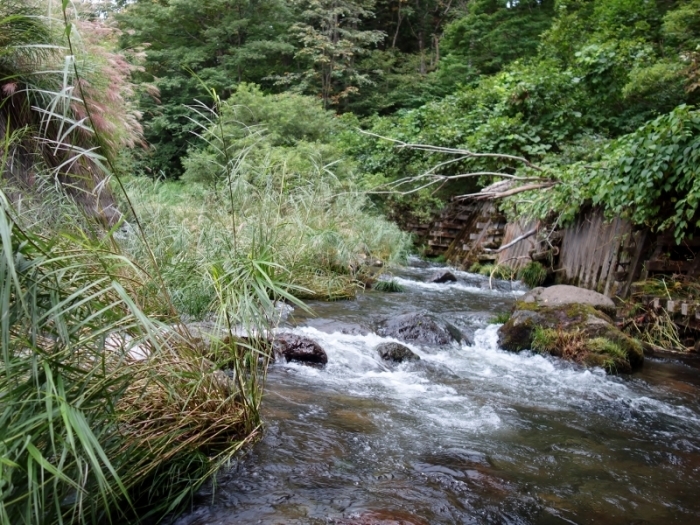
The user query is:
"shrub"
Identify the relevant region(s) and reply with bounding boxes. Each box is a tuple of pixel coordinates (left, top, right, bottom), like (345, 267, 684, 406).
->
(518, 261, 548, 288)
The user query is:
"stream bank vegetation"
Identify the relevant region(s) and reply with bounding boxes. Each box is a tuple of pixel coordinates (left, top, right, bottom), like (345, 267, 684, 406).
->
(0, 2, 409, 523)
(4, 0, 700, 521)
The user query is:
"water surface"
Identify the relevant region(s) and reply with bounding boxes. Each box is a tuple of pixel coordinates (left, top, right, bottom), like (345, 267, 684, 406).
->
(176, 263, 700, 524)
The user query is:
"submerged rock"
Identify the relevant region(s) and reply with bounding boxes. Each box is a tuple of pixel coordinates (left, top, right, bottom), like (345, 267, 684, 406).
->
(428, 270, 457, 284)
(498, 285, 643, 373)
(375, 342, 420, 363)
(445, 322, 474, 346)
(377, 311, 468, 346)
(273, 333, 328, 365)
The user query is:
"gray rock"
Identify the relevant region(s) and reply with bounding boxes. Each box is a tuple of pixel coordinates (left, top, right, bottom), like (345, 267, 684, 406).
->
(273, 333, 328, 365)
(428, 270, 458, 284)
(375, 342, 420, 363)
(521, 285, 617, 317)
(377, 311, 459, 346)
(444, 322, 475, 346)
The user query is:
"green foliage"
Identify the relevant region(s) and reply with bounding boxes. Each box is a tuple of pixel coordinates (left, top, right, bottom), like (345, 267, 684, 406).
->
(513, 105, 700, 243)
(662, 0, 700, 50)
(182, 84, 351, 188)
(440, 0, 556, 77)
(117, 0, 296, 177)
(518, 261, 548, 288)
(489, 311, 512, 324)
(280, 0, 385, 108)
(374, 278, 405, 292)
(345, 0, 700, 222)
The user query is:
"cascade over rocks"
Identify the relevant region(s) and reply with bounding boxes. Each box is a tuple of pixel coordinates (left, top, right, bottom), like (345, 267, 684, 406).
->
(498, 285, 643, 373)
(375, 342, 420, 363)
(428, 270, 457, 283)
(377, 311, 471, 346)
(273, 333, 328, 366)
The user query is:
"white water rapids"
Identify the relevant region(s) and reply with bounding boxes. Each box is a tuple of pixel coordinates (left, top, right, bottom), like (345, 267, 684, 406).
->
(175, 264, 700, 525)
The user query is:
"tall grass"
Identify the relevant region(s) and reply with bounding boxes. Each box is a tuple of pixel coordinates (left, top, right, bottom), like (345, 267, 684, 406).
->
(122, 170, 412, 314)
(0, 187, 278, 523)
(1, 4, 411, 524)
(0, 2, 291, 523)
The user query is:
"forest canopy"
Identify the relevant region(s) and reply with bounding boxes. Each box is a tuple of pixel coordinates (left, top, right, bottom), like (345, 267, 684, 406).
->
(112, 0, 700, 240)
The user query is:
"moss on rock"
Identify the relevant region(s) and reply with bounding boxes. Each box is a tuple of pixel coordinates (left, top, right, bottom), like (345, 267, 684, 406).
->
(497, 292, 643, 374)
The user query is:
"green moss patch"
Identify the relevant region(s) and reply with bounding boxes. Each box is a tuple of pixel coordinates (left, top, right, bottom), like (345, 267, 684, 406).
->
(498, 301, 643, 374)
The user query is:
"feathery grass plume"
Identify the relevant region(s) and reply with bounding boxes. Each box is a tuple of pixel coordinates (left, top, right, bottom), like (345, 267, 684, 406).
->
(1, 1, 143, 226)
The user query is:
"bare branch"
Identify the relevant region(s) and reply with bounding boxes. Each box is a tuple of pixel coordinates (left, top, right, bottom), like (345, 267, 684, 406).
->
(358, 129, 543, 171)
(373, 172, 545, 197)
(483, 228, 538, 254)
(457, 181, 558, 201)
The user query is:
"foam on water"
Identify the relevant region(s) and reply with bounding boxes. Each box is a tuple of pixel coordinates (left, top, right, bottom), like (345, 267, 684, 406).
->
(273, 324, 700, 438)
(392, 276, 526, 297)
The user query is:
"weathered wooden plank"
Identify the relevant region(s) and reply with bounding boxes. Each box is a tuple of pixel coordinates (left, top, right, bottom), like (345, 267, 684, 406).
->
(429, 231, 457, 239)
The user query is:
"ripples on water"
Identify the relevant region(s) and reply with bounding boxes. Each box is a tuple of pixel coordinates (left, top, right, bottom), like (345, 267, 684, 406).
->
(175, 264, 700, 525)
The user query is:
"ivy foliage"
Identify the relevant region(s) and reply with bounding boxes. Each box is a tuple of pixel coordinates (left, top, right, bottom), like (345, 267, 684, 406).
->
(343, 0, 700, 230)
(509, 106, 700, 243)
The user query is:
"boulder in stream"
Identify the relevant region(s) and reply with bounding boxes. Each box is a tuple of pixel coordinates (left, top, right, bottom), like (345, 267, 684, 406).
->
(375, 342, 420, 363)
(428, 270, 457, 284)
(377, 311, 469, 346)
(498, 285, 643, 373)
(273, 333, 328, 366)
(521, 285, 617, 317)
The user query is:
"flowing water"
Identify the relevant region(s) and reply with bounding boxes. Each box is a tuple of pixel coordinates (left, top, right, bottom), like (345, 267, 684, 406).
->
(176, 261, 700, 525)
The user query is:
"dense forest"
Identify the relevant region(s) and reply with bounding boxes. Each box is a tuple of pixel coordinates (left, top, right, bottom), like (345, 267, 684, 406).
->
(1, 0, 700, 523)
(113, 0, 700, 237)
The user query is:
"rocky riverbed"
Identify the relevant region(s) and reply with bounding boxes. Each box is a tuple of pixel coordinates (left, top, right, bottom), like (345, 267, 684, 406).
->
(174, 261, 700, 525)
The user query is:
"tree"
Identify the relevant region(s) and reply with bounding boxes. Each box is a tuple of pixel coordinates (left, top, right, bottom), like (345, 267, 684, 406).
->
(283, 0, 386, 108)
(117, 0, 295, 177)
(439, 0, 556, 79)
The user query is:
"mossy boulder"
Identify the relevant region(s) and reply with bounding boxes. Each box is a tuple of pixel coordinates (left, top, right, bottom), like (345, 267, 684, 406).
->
(498, 286, 642, 373)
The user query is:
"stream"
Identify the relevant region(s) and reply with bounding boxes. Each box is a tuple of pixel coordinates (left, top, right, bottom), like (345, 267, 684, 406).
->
(175, 261, 700, 524)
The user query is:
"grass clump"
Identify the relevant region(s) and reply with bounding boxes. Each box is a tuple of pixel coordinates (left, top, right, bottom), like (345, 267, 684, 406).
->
(0, 189, 275, 524)
(489, 311, 512, 324)
(374, 279, 405, 292)
(478, 263, 516, 281)
(518, 261, 548, 288)
(468, 262, 483, 273)
(625, 305, 685, 351)
(531, 326, 630, 372)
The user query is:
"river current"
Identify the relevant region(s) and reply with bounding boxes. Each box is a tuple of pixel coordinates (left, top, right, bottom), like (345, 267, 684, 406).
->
(175, 261, 700, 524)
